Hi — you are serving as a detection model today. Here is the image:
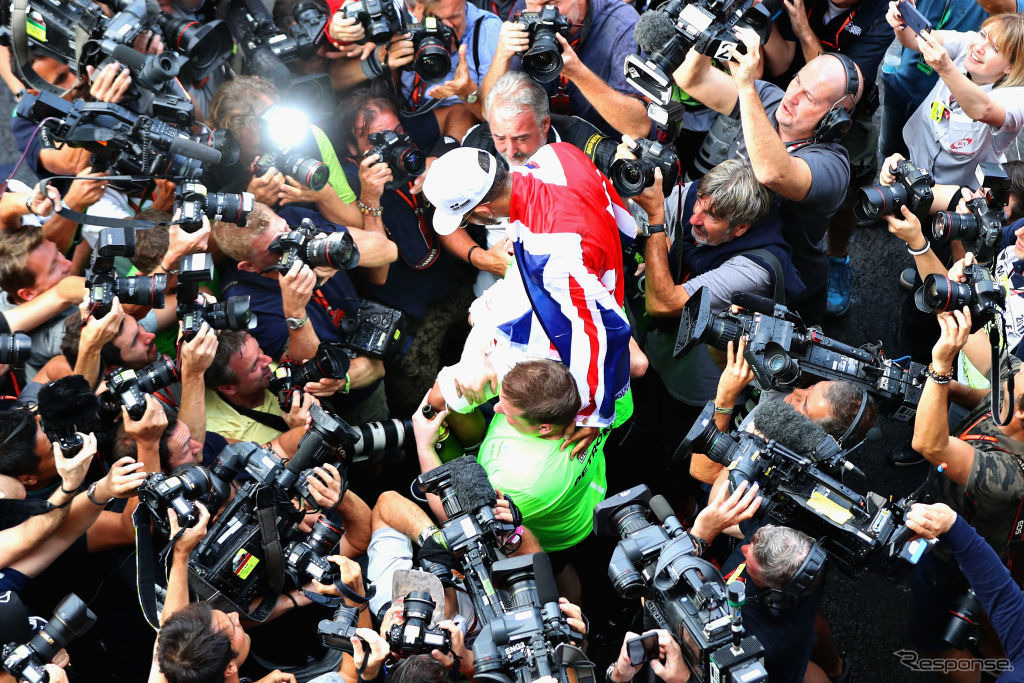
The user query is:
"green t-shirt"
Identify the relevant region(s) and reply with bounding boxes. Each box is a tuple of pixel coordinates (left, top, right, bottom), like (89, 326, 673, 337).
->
(477, 413, 607, 552)
(312, 125, 357, 205)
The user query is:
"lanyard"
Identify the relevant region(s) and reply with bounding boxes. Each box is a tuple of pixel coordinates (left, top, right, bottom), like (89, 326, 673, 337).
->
(394, 188, 441, 269)
(311, 288, 347, 328)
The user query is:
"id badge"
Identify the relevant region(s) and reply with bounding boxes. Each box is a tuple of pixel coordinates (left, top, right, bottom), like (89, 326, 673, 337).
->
(915, 57, 934, 76)
(930, 100, 946, 122)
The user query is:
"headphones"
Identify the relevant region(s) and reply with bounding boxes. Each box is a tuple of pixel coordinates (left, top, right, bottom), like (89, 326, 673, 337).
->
(838, 386, 870, 446)
(813, 53, 860, 144)
(757, 539, 828, 615)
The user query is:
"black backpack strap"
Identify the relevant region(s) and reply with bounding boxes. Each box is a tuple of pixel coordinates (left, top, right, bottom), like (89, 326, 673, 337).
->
(215, 390, 290, 433)
(247, 485, 286, 621)
(471, 16, 484, 74)
(739, 248, 785, 305)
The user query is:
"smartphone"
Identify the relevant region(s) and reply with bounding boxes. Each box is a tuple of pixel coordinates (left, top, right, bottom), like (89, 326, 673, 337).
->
(626, 631, 661, 667)
(897, 0, 933, 36)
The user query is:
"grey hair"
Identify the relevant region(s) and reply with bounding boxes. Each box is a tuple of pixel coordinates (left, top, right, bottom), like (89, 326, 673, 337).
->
(697, 158, 772, 229)
(485, 71, 550, 130)
(751, 525, 814, 590)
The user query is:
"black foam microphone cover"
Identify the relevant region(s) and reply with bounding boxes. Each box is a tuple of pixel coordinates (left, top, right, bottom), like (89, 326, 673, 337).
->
(37, 375, 100, 432)
(634, 10, 677, 55)
(449, 456, 497, 512)
(753, 399, 828, 455)
(730, 291, 779, 316)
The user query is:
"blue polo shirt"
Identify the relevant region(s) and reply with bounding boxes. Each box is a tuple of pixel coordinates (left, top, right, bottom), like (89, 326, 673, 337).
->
(400, 2, 502, 108)
(509, 0, 640, 136)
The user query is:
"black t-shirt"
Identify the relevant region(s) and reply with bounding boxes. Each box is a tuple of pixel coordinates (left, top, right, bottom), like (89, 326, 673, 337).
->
(776, 0, 892, 83)
(12, 114, 72, 194)
(462, 114, 604, 163)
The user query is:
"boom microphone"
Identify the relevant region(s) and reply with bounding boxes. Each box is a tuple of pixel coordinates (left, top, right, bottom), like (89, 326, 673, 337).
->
(449, 456, 497, 512)
(753, 399, 827, 455)
(650, 494, 686, 537)
(168, 135, 222, 166)
(634, 10, 678, 55)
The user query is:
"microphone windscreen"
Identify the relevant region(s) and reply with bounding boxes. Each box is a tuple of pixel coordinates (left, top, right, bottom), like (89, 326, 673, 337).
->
(649, 494, 677, 525)
(449, 456, 497, 512)
(730, 291, 779, 316)
(634, 10, 677, 55)
(37, 376, 100, 432)
(753, 399, 827, 455)
(168, 136, 222, 165)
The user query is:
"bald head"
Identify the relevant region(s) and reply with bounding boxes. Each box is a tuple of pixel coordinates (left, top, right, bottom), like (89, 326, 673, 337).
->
(812, 53, 864, 111)
(776, 54, 864, 141)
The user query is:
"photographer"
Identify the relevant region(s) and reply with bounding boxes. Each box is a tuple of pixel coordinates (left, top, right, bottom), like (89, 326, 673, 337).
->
(606, 629, 691, 683)
(674, 30, 862, 322)
(480, 0, 648, 138)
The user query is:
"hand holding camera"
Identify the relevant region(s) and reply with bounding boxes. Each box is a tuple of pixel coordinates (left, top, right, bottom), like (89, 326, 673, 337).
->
(169, 501, 210, 557)
(906, 502, 958, 539)
(430, 620, 472, 674)
(53, 432, 98, 492)
(496, 20, 531, 60)
(725, 26, 762, 87)
(178, 319, 219, 378)
(280, 261, 318, 319)
(122, 394, 168, 440)
(351, 627, 390, 680)
(247, 163, 288, 206)
(101, 456, 148, 500)
(80, 295, 125, 347)
(930, 304, 973, 373)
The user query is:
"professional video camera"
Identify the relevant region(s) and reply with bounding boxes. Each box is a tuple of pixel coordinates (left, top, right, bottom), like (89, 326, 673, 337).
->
(177, 253, 256, 342)
(676, 288, 926, 422)
(86, 227, 167, 319)
(855, 159, 934, 222)
(415, 457, 519, 622)
(285, 515, 343, 585)
(38, 376, 101, 460)
(608, 137, 679, 198)
(677, 401, 933, 575)
(915, 264, 1005, 332)
(2, 594, 96, 683)
(515, 7, 572, 84)
(594, 485, 767, 683)
(386, 591, 452, 657)
(17, 91, 222, 179)
(176, 181, 254, 233)
(473, 553, 593, 683)
(338, 300, 406, 360)
(104, 355, 180, 420)
(625, 0, 778, 104)
(408, 18, 455, 83)
(138, 464, 217, 535)
(155, 10, 234, 83)
(365, 131, 426, 188)
(269, 342, 352, 412)
(267, 217, 361, 273)
(338, 0, 404, 44)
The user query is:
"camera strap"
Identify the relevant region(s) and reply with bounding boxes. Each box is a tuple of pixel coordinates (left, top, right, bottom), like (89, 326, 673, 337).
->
(214, 390, 290, 434)
(989, 316, 1015, 427)
(132, 505, 169, 630)
(394, 188, 440, 269)
(10, 0, 79, 96)
(36, 174, 188, 231)
(250, 485, 286, 622)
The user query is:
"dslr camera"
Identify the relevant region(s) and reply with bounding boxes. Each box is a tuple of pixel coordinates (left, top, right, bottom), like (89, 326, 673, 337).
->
(318, 604, 361, 653)
(408, 17, 455, 83)
(268, 218, 361, 273)
(387, 591, 452, 657)
(338, 0, 404, 44)
(87, 228, 166, 319)
(138, 464, 217, 535)
(516, 6, 572, 83)
(105, 355, 180, 420)
(2, 594, 96, 683)
(269, 343, 352, 412)
(365, 131, 426, 188)
(338, 300, 406, 360)
(915, 264, 1006, 332)
(253, 151, 329, 192)
(177, 253, 256, 342)
(855, 159, 934, 222)
(253, 105, 331, 191)
(176, 182, 254, 233)
(932, 196, 1004, 266)
(608, 137, 679, 198)
(285, 515, 343, 585)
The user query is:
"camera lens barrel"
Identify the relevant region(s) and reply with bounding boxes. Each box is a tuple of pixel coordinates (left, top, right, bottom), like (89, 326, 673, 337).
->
(523, 30, 563, 83)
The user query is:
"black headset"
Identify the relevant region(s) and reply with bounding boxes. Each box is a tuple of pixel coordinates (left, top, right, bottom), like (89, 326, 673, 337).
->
(813, 53, 860, 144)
(838, 386, 871, 446)
(756, 539, 828, 615)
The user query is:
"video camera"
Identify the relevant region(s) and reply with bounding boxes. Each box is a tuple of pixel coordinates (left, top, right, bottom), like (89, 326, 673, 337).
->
(104, 355, 180, 421)
(625, 0, 778, 104)
(267, 217, 361, 273)
(515, 7, 572, 84)
(608, 137, 679, 198)
(138, 464, 217, 535)
(338, 0, 404, 44)
(176, 253, 256, 342)
(17, 91, 221, 179)
(408, 18, 455, 83)
(676, 288, 926, 422)
(854, 159, 934, 223)
(677, 402, 933, 575)
(269, 342, 352, 412)
(594, 485, 767, 683)
(365, 131, 426, 188)
(915, 263, 1005, 333)
(2, 594, 96, 683)
(176, 181, 254, 233)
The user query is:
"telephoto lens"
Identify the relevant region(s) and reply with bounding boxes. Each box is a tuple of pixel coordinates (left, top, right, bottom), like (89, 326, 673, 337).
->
(304, 232, 360, 270)
(914, 275, 974, 315)
(115, 274, 168, 308)
(410, 17, 454, 82)
(283, 152, 330, 192)
(0, 333, 31, 365)
(931, 211, 978, 242)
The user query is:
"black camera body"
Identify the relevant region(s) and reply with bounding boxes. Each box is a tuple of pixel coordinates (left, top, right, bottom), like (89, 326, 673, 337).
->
(2, 594, 96, 683)
(104, 355, 179, 420)
(177, 253, 256, 342)
(855, 160, 934, 222)
(932, 196, 1004, 266)
(339, 0, 404, 44)
(318, 604, 362, 653)
(338, 300, 405, 360)
(138, 464, 216, 535)
(177, 182, 254, 233)
(676, 288, 927, 422)
(594, 486, 767, 683)
(516, 6, 572, 83)
(87, 228, 167, 319)
(387, 591, 452, 657)
(269, 343, 352, 412)
(285, 515, 343, 585)
(267, 218, 361, 273)
(915, 264, 1006, 332)
(408, 17, 455, 83)
(608, 137, 679, 198)
(365, 131, 426, 188)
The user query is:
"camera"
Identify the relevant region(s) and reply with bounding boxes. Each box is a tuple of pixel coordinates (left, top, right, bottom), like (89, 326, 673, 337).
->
(365, 131, 426, 188)
(387, 591, 452, 657)
(516, 7, 572, 83)
(338, 300, 405, 360)
(269, 343, 352, 412)
(285, 515, 343, 585)
(138, 464, 216, 535)
(408, 17, 455, 83)
(177, 253, 256, 342)
(940, 588, 981, 650)
(608, 137, 679, 198)
(267, 218, 361, 273)
(624, 0, 778, 104)
(2, 594, 96, 683)
(338, 0, 404, 44)
(176, 182, 254, 233)
(253, 151, 329, 192)
(156, 12, 234, 83)
(932, 196, 1004, 266)
(677, 288, 927, 422)
(318, 604, 361, 653)
(855, 160, 934, 222)
(105, 355, 180, 420)
(87, 228, 166, 319)
(594, 485, 767, 683)
(915, 264, 1006, 332)
(0, 333, 30, 366)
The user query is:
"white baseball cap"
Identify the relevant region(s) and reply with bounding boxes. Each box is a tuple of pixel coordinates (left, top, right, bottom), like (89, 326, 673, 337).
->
(423, 147, 498, 236)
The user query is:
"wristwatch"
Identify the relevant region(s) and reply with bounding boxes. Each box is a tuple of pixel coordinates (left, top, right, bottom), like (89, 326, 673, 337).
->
(642, 222, 666, 238)
(285, 313, 309, 330)
(87, 481, 114, 507)
(463, 89, 479, 104)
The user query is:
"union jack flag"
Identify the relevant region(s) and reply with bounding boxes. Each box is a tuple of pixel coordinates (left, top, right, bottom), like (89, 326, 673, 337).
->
(498, 143, 635, 428)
